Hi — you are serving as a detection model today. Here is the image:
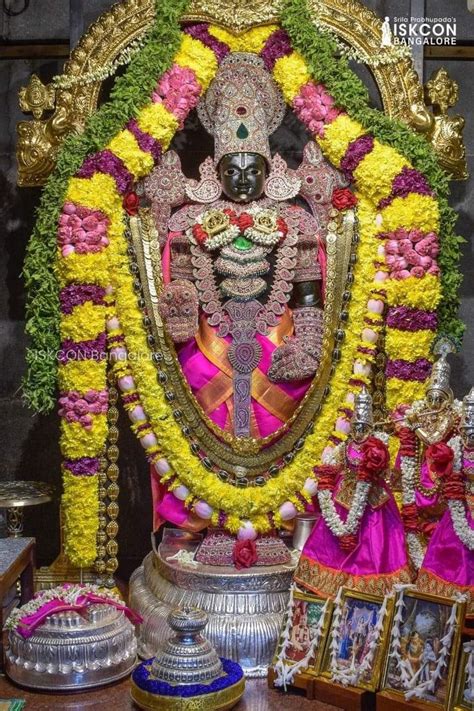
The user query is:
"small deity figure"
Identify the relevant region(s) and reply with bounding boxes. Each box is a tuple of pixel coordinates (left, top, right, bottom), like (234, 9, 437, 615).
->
(394, 349, 461, 567)
(416, 388, 474, 617)
(295, 388, 412, 598)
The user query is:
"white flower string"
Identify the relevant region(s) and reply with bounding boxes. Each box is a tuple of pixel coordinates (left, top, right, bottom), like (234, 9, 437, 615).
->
(447, 435, 474, 551)
(400, 451, 424, 570)
(329, 589, 392, 687)
(273, 584, 330, 690)
(5, 584, 122, 631)
(462, 640, 474, 703)
(166, 549, 200, 567)
(385, 584, 417, 690)
(317, 483, 370, 538)
(51, 35, 147, 90)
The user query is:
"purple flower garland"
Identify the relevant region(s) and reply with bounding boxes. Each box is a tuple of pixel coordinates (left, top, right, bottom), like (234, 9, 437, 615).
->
(76, 150, 133, 195)
(183, 23, 230, 62)
(385, 358, 432, 382)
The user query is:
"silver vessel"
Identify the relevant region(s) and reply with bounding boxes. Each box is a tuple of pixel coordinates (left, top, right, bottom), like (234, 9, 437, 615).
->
(129, 539, 295, 677)
(150, 607, 222, 684)
(6, 603, 137, 690)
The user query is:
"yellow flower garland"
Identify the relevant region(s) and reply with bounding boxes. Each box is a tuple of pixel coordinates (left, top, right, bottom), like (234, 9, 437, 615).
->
(56, 26, 445, 559)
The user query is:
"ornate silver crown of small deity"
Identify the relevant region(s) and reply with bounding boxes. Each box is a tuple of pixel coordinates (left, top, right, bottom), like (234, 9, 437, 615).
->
(428, 337, 455, 396)
(197, 52, 286, 164)
(352, 386, 373, 425)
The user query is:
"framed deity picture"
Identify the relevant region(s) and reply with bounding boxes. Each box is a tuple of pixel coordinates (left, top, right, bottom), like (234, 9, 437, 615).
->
(319, 588, 394, 691)
(452, 640, 474, 711)
(273, 590, 333, 676)
(381, 589, 466, 709)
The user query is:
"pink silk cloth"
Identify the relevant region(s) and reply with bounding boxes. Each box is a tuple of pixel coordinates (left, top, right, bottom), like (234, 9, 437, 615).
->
(295, 445, 411, 597)
(418, 453, 474, 609)
(16, 593, 143, 638)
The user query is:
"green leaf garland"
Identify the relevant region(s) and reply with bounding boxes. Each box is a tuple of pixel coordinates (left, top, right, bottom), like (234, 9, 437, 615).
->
(281, 0, 464, 346)
(22, 0, 188, 413)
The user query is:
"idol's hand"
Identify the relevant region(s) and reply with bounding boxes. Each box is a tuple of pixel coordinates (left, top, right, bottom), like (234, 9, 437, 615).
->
(158, 279, 199, 343)
(268, 338, 320, 382)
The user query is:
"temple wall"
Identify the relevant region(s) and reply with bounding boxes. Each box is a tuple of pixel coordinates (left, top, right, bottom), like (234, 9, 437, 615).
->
(0, 0, 472, 576)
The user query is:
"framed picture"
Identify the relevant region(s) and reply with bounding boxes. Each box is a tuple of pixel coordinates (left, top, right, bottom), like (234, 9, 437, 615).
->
(453, 640, 474, 711)
(273, 590, 333, 676)
(320, 587, 394, 691)
(381, 589, 466, 709)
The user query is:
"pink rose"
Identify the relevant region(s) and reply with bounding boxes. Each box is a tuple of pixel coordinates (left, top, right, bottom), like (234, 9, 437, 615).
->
(410, 266, 425, 277)
(427, 265, 440, 276)
(419, 256, 432, 269)
(82, 215, 99, 231)
(399, 239, 412, 254)
(63, 202, 77, 215)
(74, 399, 89, 416)
(385, 240, 400, 255)
(392, 257, 408, 270)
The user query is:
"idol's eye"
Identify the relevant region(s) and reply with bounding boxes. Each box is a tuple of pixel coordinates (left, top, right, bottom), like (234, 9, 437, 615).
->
(224, 168, 238, 176)
(248, 168, 261, 176)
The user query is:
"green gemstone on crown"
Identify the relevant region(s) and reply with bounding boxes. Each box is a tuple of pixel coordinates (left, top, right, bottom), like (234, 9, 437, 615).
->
(236, 123, 249, 139)
(233, 235, 253, 250)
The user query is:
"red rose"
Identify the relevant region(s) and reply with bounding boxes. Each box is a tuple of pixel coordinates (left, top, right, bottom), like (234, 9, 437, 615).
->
(425, 442, 454, 476)
(123, 191, 140, 216)
(397, 426, 417, 457)
(223, 208, 238, 225)
(238, 213, 253, 231)
(192, 224, 207, 245)
(314, 465, 338, 492)
(232, 539, 258, 570)
(402, 503, 419, 533)
(331, 188, 358, 211)
(443, 473, 465, 501)
(277, 217, 288, 237)
(360, 436, 390, 476)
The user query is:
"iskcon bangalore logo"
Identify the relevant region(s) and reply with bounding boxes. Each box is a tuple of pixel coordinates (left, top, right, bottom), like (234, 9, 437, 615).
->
(380, 15, 457, 46)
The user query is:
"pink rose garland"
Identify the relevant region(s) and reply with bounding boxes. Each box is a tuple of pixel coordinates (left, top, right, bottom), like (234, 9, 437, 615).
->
(58, 203, 109, 257)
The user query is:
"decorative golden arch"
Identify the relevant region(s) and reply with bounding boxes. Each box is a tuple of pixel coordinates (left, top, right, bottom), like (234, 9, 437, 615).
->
(16, 0, 467, 186)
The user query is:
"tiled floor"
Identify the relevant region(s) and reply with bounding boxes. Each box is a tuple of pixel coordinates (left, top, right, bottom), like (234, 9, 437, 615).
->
(0, 675, 341, 710)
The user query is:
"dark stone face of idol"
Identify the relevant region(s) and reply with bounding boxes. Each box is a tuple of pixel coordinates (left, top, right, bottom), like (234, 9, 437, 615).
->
(219, 152, 266, 202)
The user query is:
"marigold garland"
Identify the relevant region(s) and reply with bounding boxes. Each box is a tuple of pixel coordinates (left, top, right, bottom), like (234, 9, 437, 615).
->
(21, 6, 464, 563)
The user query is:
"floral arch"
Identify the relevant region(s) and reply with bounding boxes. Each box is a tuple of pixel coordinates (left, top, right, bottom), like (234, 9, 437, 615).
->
(22, 0, 463, 566)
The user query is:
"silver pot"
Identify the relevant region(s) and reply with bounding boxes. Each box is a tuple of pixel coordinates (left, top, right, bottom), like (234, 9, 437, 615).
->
(6, 603, 137, 690)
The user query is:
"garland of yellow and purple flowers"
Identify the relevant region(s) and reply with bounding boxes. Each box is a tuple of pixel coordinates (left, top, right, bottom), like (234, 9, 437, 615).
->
(22, 0, 463, 566)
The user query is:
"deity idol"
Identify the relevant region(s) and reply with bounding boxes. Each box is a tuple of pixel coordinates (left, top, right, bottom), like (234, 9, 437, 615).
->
(295, 388, 412, 598)
(394, 351, 461, 568)
(140, 53, 347, 537)
(416, 388, 474, 617)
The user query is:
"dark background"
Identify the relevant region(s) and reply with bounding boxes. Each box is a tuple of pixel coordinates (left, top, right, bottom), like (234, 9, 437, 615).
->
(0, 0, 473, 579)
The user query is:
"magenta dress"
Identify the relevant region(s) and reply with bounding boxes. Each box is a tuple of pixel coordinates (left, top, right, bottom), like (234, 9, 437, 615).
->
(417, 454, 474, 617)
(295, 445, 413, 599)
